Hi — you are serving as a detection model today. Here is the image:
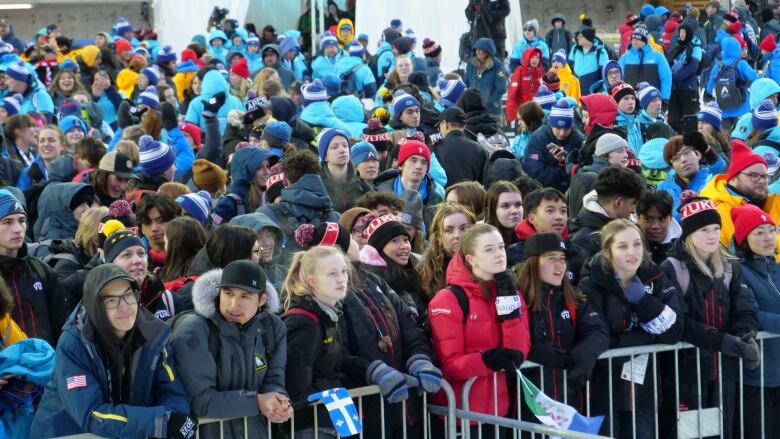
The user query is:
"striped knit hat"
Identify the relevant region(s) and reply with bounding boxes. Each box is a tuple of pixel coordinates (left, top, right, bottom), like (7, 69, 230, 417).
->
(752, 99, 778, 131)
(551, 49, 567, 65)
(548, 98, 574, 128)
(301, 79, 328, 107)
(533, 85, 556, 110)
(636, 82, 661, 109)
(138, 135, 175, 177)
(176, 191, 212, 225)
(321, 33, 339, 50)
(437, 79, 466, 108)
(0, 189, 24, 219)
(0, 93, 21, 116)
(136, 86, 160, 110)
(6, 62, 28, 82)
(348, 40, 365, 58)
(157, 45, 176, 63)
(697, 101, 722, 130)
(392, 90, 420, 118)
(141, 66, 160, 86)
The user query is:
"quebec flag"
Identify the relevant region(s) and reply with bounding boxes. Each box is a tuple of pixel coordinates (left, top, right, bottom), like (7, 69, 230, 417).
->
(308, 387, 363, 437)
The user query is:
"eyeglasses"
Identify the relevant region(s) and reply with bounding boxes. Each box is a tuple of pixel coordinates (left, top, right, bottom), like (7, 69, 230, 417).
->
(740, 172, 769, 183)
(101, 289, 139, 309)
(670, 147, 696, 163)
(351, 228, 364, 238)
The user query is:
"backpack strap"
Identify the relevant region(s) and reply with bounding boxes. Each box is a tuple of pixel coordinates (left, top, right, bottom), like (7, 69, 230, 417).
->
(259, 315, 276, 364)
(446, 285, 470, 325)
(50, 253, 79, 266)
(282, 307, 320, 323)
(667, 257, 690, 295)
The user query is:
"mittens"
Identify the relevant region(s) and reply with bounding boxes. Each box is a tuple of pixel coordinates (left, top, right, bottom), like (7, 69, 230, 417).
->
(407, 354, 442, 393)
(623, 276, 646, 304)
(367, 360, 408, 403)
(203, 91, 226, 114)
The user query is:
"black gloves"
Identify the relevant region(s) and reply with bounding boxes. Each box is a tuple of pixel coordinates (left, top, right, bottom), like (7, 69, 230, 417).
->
(528, 343, 569, 369)
(494, 271, 520, 321)
(482, 347, 525, 372)
(566, 364, 589, 390)
(203, 91, 226, 114)
(721, 332, 760, 370)
(167, 412, 197, 439)
(117, 101, 139, 129)
(161, 102, 178, 130)
(683, 131, 709, 156)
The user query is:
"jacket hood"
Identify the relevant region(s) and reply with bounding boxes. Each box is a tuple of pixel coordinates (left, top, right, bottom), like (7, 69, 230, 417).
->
(229, 213, 284, 257)
(644, 15, 664, 31)
(336, 18, 354, 43)
(188, 246, 215, 276)
(279, 35, 301, 58)
(208, 29, 227, 44)
(521, 47, 543, 68)
(473, 37, 497, 56)
(191, 268, 281, 317)
(34, 182, 93, 240)
(82, 264, 141, 345)
(664, 20, 680, 33)
(700, 173, 745, 208)
(750, 78, 780, 109)
(261, 43, 280, 58)
(47, 154, 76, 182)
(721, 37, 742, 63)
(335, 54, 363, 74)
(663, 217, 683, 244)
(279, 174, 334, 215)
(232, 28, 248, 44)
(331, 95, 365, 123)
(514, 219, 538, 240)
(200, 69, 230, 99)
(601, 60, 621, 82)
(228, 147, 279, 194)
(300, 101, 344, 128)
(551, 13, 566, 24)
(638, 137, 669, 170)
(581, 93, 618, 129)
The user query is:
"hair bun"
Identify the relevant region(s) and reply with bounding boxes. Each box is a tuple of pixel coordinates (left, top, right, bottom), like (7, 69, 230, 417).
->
(294, 223, 316, 247)
(102, 219, 126, 238)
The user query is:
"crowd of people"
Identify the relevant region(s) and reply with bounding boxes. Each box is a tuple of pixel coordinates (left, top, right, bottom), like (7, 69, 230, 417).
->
(1, 0, 780, 438)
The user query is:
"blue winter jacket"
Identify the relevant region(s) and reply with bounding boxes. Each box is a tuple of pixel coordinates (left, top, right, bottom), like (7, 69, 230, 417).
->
(706, 37, 757, 118)
(29, 307, 190, 438)
(670, 37, 703, 91)
(311, 52, 343, 79)
(19, 76, 54, 119)
(521, 124, 585, 193)
(619, 43, 673, 99)
(185, 70, 245, 135)
(615, 110, 644, 153)
(657, 157, 726, 222)
(464, 38, 508, 116)
(731, 78, 780, 140)
(509, 37, 551, 72)
(211, 147, 279, 225)
(16, 154, 46, 191)
(207, 29, 229, 64)
(33, 182, 92, 241)
(569, 41, 610, 96)
(245, 51, 264, 77)
(335, 55, 377, 98)
(331, 95, 367, 138)
(375, 42, 394, 81)
(300, 101, 352, 133)
(764, 49, 780, 87)
(740, 256, 780, 386)
(164, 126, 196, 179)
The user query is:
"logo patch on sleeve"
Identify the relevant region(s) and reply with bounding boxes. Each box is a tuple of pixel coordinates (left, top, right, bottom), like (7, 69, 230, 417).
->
(254, 353, 267, 372)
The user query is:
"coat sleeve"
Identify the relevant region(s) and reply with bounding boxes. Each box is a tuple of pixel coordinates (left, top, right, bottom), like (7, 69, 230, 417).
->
(726, 265, 760, 337)
(492, 65, 508, 106)
(521, 135, 568, 189)
(568, 299, 610, 375)
(284, 316, 325, 408)
(657, 53, 673, 99)
(739, 61, 759, 85)
(196, 114, 225, 168)
(166, 127, 196, 179)
(171, 318, 260, 419)
(53, 332, 171, 438)
(744, 279, 780, 333)
(260, 316, 288, 395)
(706, 63, 719, 95)
(149, 344, 192, 415)
(505, 68, 522, 121)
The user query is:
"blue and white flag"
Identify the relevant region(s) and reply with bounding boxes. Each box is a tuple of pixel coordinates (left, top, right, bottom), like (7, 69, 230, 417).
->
(308, 387, 363, 437)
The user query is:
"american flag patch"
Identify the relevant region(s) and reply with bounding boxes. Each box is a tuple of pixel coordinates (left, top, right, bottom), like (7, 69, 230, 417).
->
(66, 375, 87, 390)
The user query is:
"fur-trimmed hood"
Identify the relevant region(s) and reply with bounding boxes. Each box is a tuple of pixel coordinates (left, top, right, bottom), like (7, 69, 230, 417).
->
(192, 268, 281, 317)
(227, 108, 244, 128)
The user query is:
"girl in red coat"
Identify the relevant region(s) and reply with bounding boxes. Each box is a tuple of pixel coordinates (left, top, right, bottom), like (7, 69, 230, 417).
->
(428, 223, 531, 437)
(506, 47, 544, 122)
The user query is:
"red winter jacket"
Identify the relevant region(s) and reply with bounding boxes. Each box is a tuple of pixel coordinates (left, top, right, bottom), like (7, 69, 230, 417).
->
(618, 22, 634, 55)
(428, 251, 531, 418)
(580, 94, 618, 135)
(663, 20, 680, 51)
(505, 48, 544, 122)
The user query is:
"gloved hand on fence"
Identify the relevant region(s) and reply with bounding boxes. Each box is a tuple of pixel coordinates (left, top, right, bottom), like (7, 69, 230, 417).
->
(161, 102, 179, 130)
(203, 91, 226, 115)
(623, 276, 646, 304)
(117, 101, 139, 129)
(494, 271, 521, 321)
(566, 362, 590, 390)
(528, 343, 569, 369)
(407, 354, 442, 393)
(482, 347, 525, 372)
(166, 412, 197, 439)
(367, 360, 409, 403)
(721, 332, 760, 369)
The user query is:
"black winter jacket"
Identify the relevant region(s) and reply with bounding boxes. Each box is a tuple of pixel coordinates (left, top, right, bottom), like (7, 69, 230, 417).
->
(568, 206, 611, 258)
(49, 239, 91, 282)
(434, 130, 488, 187)
(321, 163, 373, 213)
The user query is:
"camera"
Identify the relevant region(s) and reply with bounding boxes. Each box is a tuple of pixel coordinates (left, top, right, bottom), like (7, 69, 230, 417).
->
(208, 7, 229, 30)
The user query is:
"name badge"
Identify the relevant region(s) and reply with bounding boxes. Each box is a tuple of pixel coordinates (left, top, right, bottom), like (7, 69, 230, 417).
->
(495, 296, 520, 316)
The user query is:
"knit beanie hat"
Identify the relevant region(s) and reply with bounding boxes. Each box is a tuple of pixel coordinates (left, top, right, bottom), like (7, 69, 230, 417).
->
(580, 27, 596, 42)
(141, 66, 160, 86)
(58, 115, 88, 135)
(697, 101, 722, 130)
(752, 99, 778, 131)
(138, 135, 176, 178)
(350, 140, 379, 166)
(364, 214, 411, 252)
(727, 139, 768, 180)
(295, 222, 351, 253)
(398, 190, 424, 231)
(348, 40, 366, 58)
(192, 159, 227, 193)
(59, 59, 78, 72)
(422, 38, 441, 58)
(542, 71, 560, 92)
(0, 94, 21, 116)
(261, 121, 292, 147)
(265, 164, 286, 203)
(548, 98, 574, 128)
(102, 220, 144, 263)
(392, 90, 420, 119)
(317, 128, 350, 162)
(679, 191, 722, 240)
(731, 203, 777, 246)
(407, 72, 429, 90)
(437, 79, 466, 108)
(115, 38, 132, 54)
(230, 58, 249, 79)
(632, 26, 650, 43)
(301, 79, 328, 107)
(244, 96, 270, 124)
(636, 82, 661, 109)
(157, 45, 176, 63)
(611, 81, 636, 104)
(761, 33, 778, 53)
(321, 33, 339, 50)
(339, 207, 371, 232)
(595, 132, 629, 156)
(97, 202, 138, 252)
(552, 49, 567, 65)
(397, 140, 431, 169)
(533, 85, 556, 110)
(6, 62, 28, 82)
(115, 17, 133, 35)
(321, 74, 341, 97)
(180, 122, 202, 148)
(362, 117, 392, 152)
(0, 189, 24, 219)
(523, 19, 539, 33)
(136, 86, 160, 110)
(176, 191, 212, 225)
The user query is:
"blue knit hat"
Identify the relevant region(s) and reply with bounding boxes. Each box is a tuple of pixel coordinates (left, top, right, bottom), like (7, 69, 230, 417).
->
(358, 33, 369, 43)
(0, 93, 21, 116)
(321, 33, 339, 50)
(437, 79, 466, 108)
(59, 58, 78, 72)
(350, 140, 379, 166)
(392, 90, 420, 118)
(317, 128, 350, 162)
(753, 99, 778, 131)
(138, 135, 175, 177)
(6, 62, 28, 82)
(156, 45, 176, 63)
(247, 34, 260, 46)
(136, 86, 160, 110)
(58, 115, 87, 135)
(391, 19, 402, 29)
(533, 85, 556, 110)
(551, 49, 567, 66)
(349, 40, 366, 58)
(141, 66, 160, 86)
(321, 74, 341, 97)
(301, 79, 328, 107)
(261, 121, 292, 147)
(697, 101, 722, 130)
(548, 98, 574, 128)
(115, 17, 133, 35)
(636, 82, 662, 109)
(176, 191, 212, 225)
(0, 189, 24, 219)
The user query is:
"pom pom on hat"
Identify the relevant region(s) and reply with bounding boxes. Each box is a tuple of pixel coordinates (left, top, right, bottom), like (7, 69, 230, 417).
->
(752, 99, 778, 131)
(115, 17, 133, 35)
(533, 85, 556, 110)
(136, 85, 160, 110)
(108, 200, 133, 219)
(548, 98, 574, 128)
(301, 79, 328, 107)
(157, 45, 176, 63)
(422, 38, 441, 58)
(698, 101, 722, 130)
(294, 223, 316, 248)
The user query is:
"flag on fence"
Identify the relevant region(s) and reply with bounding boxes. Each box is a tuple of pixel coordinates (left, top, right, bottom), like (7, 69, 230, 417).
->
(308, 387, 363, 437)
(517, 370, 604, 435)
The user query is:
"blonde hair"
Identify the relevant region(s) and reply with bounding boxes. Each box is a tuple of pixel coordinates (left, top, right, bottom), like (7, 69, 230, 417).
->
(252, 67, 281, 96)
(683, 233, 729, 279)
(115, 140, 140, 166)
(282, 246, 351, 309)
(600, 219, 647, 269)
(75, 206, 109, 257)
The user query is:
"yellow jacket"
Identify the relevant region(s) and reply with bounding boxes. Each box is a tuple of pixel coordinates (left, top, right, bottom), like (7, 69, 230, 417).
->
(648, 36, 664, 55)
(700, 174, 780, 260)
(173, 71, 196, 102)
(336, 18, 355, 49)
(0, 313, 26, 347)
(116, 68, 139, 99)
(554, 64, 581, 103)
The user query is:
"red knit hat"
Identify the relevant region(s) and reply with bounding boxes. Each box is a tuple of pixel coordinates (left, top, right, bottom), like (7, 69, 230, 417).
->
(761, 33, 778, 53)
(230, 58, 249, 79)
(115, 38, 132, 54)
(179, 122, 202, 149)
(730, 204, 776, 246)
(727, 140, 768, 181)
(181, 48, 198, 63)
(396, 139, 431, 170)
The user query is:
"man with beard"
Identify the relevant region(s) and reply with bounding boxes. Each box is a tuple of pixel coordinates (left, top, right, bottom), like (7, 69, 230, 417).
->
(658, 132, 726, 222)
(701, 140, 780, 252)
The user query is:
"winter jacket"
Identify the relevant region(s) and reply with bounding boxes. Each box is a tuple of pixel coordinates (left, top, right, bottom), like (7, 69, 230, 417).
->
(171, 269, 286, 439)
(33, 182, 91, 241)
(374, 168, 443, 228)
(618, 22, 635, 56)
(700, 173, 780, 250)
(555, 63, 581, 102)
(228, 213, 288, 292)
(16, 155, 47, 191)
(311, 52, 343, 79)
(374, 42, 394, 82)
(668, 35, 703, 92)
(31, 278, 190, 437)
(619, 43, 672, 99)
(739, 255, 780, 386)
(211, 147, 279, 225)
(706, 37, 757, 119)
(615, 110, 644, 153)
(730, 78, 780, 140)
(509, 37, 551, 72)
(279, 35, 309, 81)
(646, 218, 682, 265)
(164, 126, 196, 179)
(185, 69, 245, 135)
(207, 30, 229, 64)
(18, 75, 54, 118)
(579, 255, 684, 413)
(588, 59, 622, 96)
(300, 101, 352, 134)
(46, 154, 76, 183)
(506, 219, 587, 282)
(464, 0, 510, 45)
(568, 190, 613, 257)
(49, 239, 91, 283)
(657, 156, 726, 222)
(321, 163, 373, 212)
(428, 252, 531, 417)
(0, 156, 23, 186)
(259, 44, 296, 90)
(704, 11, 725, 46)
(569, 41, 610, 96)
(335, 55, 377, 99)
(331, 95, 367, 138)
(464, 38, 508, 117)
(505, 48, 544, 121)
(545, 15, 572, 56)
(521, 124, 585, 193)
(425, 58, 443, 87)
(434, 129, 488, 186)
